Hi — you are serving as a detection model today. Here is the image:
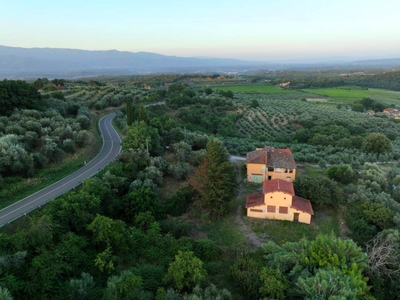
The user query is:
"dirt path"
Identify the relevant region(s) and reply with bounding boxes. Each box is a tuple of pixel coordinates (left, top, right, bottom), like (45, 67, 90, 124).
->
(232, 161, 263, 248)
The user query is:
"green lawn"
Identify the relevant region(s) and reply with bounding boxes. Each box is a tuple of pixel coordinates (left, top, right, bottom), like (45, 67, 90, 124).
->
(297, 165, 327, 178)
(201, 217, 249, 248)
(303, 86, 400, 104)
(217, 85, 300, 94)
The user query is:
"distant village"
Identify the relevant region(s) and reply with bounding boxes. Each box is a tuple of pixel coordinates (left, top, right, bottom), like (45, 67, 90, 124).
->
(365, 107, 400, 119)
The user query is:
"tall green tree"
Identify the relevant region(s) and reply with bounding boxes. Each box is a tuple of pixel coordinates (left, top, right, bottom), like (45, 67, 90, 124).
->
(164, 250, 207, 291)
(229, 254, 263, 298)
(294, 175, 341, 208)
(0, 80, 43, 116)
(327, 164, 355, 184)
(296, 268, 359, 299)
(104, 270, 144, 299)
(126, 98, 134, 126)
(189, 138, 236, 219)
(44, 190, 101, 233)
(362, 133, 392, 160)
(138, 104, 148, 123)
(121, 121, 162, 156)
(87, 214, 126, 251)
(259, 267, 288, 300)
(262, 234, 370, 299)
(122, 187, 160, 221)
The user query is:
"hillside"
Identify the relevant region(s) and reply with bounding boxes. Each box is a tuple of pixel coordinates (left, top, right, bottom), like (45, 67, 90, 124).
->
(0, 45, 263, 78)
(2, 45, 400, 79)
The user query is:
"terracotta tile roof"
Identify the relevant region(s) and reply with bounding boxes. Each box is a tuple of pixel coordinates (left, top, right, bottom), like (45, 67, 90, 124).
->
(267, 149, 296, 169)
(246, 146, 296, 169)
(246, 151, 267, 164)
(291, 196, 314, 215)
(279, 148, 292, 154)
(263, 179, 295, 196)
(246, 193, 264, 208)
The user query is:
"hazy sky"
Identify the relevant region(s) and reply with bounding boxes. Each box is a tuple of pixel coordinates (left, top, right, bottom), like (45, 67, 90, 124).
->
(1, 0, 399, 61)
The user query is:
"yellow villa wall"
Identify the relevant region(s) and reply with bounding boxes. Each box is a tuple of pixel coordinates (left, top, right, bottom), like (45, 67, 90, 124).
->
(247, 163, 296, 182)
(247, 163, 267, 181)
(291, 208, 312, 224)
(247, 191, 311, 224)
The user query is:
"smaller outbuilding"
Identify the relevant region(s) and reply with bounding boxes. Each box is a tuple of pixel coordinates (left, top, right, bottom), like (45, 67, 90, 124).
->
(246, 179, 314, 224)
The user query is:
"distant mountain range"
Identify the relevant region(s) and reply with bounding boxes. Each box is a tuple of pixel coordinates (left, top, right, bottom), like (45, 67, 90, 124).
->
(0, 45, 400, 79)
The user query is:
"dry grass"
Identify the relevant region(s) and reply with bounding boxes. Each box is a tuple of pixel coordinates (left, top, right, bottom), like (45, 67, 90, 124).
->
(160, 176, 189, 200)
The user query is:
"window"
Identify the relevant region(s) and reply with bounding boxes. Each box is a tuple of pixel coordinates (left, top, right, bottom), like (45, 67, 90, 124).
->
(289, 169, 293, 173)
(268, 167, 274, 172)
(250, 209, 263, 213)
(267, 205, 275, 213)
(284, 169, 288, 173)
(286, 177, 291, 182)
(251, 174, 263, 183)
(275, 168, 281, 173)
(279, 206, 288, 214)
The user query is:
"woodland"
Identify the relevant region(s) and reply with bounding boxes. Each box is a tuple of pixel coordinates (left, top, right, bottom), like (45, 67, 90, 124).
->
(1, 71, 400, 299)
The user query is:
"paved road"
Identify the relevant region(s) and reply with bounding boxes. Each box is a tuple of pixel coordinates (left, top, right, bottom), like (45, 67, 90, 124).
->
(0, 113, 122, 227)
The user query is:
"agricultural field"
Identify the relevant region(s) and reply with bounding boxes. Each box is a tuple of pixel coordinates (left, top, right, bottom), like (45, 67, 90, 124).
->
(60, 83, 162, 110)
(216, 84, 299, 94)
(302, 86, 400, 104)
(223, 92, 400, 165)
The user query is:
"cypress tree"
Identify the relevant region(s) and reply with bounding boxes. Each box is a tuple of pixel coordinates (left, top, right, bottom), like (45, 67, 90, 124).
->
(126, 98, 133, 126)
(138, 104, 148, 124)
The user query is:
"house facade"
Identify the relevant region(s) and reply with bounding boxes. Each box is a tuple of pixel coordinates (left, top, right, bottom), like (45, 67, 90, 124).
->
(246, 179, 313, 224)
(364, 110, 375, 116)
(246, 146, 297, 183)
(383, 108, 400, 119)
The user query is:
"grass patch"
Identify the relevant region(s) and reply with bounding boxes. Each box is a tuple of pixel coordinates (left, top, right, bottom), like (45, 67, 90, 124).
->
(246, 207, 339, 244)
(297, 165, 326, 178)
(160, 175, 188, 200)
(216, 85, 299, 94)
(303, 86, 400, 104)
(200, 217, 248, 248)
(242, 182, 262, 194)
(0, 118, 102, 210)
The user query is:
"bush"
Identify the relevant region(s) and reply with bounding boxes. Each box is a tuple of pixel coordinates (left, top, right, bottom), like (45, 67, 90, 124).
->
(327, 164, 355, 184)
(159, 219, 191, 239)
(294, 175, 341, 207)
(76, 130, 90, 147)
(169, 162, 191, 180)
(62, 138, 76, 153)
(165, 187, 194, 216)
(32, 152, 48, 169)
(194, 239, 221, 262)
(77, 115, 91, 130)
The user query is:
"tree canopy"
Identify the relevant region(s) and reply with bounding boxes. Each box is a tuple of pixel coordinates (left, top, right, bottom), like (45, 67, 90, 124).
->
(0, 80, 43, 116)
(362, 133, 393, 159)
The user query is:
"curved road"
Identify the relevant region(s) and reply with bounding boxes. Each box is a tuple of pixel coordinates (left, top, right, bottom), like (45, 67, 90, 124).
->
(0, 113, 122, 227)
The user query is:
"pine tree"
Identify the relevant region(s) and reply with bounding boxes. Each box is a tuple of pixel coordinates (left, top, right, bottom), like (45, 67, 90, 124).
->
(189, 138, 236, 219)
